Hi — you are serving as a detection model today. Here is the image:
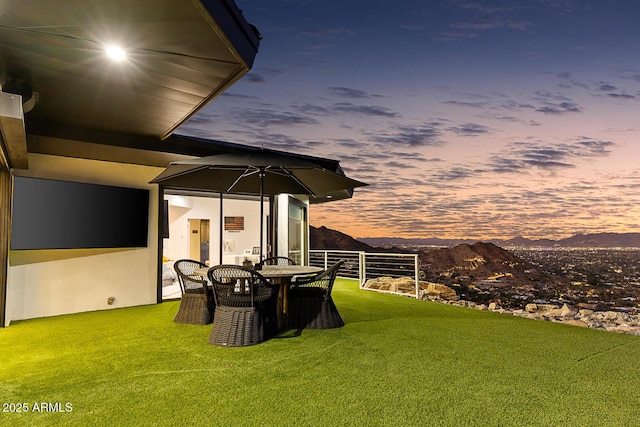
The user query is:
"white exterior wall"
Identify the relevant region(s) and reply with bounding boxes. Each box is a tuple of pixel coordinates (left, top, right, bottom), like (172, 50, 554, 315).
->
(6, 153, 162, 324)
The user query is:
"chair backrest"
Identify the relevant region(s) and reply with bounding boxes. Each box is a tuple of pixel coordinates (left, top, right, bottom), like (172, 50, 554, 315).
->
(207, 265, 277, 308)
(293, 260, 344, 299)
(260, 256, 296, 266)
(174, 259, 209, 294)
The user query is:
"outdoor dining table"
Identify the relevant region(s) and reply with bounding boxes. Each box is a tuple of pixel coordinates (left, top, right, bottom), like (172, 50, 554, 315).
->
(194, 265, 323, 330)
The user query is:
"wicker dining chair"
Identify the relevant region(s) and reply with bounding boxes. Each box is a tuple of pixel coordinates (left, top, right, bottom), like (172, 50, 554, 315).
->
(173, 259, 214, 325)
(288, 260, 345, 329)
(259, 256, 296, 266)
(207, 265, 279, 346)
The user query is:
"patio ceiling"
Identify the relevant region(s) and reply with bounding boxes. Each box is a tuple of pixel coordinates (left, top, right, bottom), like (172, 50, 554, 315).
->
(0, 0, 261, 168)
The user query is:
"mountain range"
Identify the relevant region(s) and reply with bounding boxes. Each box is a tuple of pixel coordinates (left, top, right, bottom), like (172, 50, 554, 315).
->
(310, 226, 563, 288)
(358, 232, 640, 249)
(311, 226, 640, 251)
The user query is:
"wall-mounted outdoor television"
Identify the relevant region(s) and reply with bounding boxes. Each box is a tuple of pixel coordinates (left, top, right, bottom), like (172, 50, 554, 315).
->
(11, 176, 150, 250)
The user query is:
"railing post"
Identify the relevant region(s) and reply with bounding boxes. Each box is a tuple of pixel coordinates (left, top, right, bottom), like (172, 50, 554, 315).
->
(360, 251, 366, 288)
(414, 254, 419, 299)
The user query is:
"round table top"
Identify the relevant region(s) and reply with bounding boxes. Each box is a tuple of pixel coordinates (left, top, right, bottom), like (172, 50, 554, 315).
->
(258, 265, 322, 278)
(193, 265, 322, 278)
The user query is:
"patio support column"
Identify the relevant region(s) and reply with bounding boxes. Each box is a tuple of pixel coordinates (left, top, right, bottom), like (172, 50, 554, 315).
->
(0, 152, 11, 327)
(156, 186, 165, 304)
(219, 193, 223, 265)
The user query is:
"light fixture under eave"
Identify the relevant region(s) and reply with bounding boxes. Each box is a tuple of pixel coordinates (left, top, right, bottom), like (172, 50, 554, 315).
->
(1, 80, 38, 113)
(105, 44, 127, 61)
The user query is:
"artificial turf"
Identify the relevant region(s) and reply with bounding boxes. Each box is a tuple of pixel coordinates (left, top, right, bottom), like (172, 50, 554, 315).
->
(1, 279, 639, 426)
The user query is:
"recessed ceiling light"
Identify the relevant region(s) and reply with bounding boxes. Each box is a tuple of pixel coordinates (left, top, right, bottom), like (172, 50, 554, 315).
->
(105, 44, 126, 61)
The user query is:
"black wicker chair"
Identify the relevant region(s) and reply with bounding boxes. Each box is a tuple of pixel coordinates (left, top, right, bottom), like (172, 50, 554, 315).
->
(207, 265, 279, 346)
(173, 259, 214, 325)
(260, 256, 296, 266)
(288, 260, 345, 329)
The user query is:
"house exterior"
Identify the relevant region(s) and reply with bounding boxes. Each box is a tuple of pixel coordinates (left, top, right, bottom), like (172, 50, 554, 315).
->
(0, 1, 360, 326)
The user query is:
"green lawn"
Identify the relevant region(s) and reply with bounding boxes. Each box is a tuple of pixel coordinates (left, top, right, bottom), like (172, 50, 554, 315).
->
(1, 279, 639, 426)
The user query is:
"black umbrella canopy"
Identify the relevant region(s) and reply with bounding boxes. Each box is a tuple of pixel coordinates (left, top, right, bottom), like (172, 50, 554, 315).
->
(150, 151, 367, 199)
(151, 151, 367, 262)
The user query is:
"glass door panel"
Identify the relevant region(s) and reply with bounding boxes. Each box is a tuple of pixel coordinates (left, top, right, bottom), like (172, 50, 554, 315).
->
(287, 199, 307, 265)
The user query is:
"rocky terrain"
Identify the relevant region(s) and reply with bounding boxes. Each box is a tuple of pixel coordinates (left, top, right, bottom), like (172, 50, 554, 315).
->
(312, 226, 640, 335)
(363, 276, 640, 335)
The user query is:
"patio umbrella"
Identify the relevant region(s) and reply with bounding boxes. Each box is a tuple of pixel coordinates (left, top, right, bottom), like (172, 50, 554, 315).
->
(150, 151, 367, 260)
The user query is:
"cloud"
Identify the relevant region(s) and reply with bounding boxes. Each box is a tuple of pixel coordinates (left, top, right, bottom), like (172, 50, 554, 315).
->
(535, 102, 581, 114)
(446, 0, 511, 15)
(331, 102, 399, 118)
(235, 108, 320, 127)
(443, 100, 488, 108)
(294, 103, 332, 116)
(531, 91, 582, 114)
(505, 19, 530, 30)
(499, 99, 536, 111)
(431, 165, 484, 181)
(598, 83, 617, 91)
(439, 30, 479, 41)
(328, 87, 383, 99)
(370, 124, 446, 147)
(245, 73, 267, 83)
(498, 144, 574, 170)
(593, 81, 636, 99)
(487, 138, 615, 173)
(385, 160, 418, 169)
(332, 138, 365, 149)
(220, 92, 261, 100)
(605, 92, 636, 99)
(447, 122, 491, 136)
(399, 24, 424, 31)
(440, 2, 531, 41)
(573, 139, 614, 156)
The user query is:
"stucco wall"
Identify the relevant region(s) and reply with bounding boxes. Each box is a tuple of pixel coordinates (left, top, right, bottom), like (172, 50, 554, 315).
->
(6, 154, 162, 324)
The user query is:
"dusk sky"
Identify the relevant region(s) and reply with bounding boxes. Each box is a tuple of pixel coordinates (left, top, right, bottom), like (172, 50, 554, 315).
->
(179, 0, 640, 240)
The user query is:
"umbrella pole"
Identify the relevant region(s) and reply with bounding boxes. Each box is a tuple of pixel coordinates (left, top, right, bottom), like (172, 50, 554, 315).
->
(219, 193, 223, 265)
(259, 167, 264, 264)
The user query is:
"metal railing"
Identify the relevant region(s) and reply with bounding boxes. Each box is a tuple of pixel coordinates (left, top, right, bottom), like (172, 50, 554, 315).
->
(309, 250, 421, 298)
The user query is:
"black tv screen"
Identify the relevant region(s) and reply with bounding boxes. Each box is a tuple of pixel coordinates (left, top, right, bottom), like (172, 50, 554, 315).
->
(11, 177, 150, 250)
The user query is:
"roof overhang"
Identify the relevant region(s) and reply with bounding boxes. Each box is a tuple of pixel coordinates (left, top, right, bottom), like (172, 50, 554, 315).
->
(0, 0, 261, 169)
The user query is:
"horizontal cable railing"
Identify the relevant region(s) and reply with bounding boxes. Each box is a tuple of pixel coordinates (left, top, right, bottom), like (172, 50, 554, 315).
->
(309, 250, 361, 280)
(309, 250, 421, 298)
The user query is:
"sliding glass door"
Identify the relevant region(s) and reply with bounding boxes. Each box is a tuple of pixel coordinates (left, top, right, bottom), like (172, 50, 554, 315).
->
(287, 198, 308, 265)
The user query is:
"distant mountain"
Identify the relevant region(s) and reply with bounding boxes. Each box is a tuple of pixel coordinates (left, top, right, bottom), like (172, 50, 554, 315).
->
(551, 233, 640, 248)
(360, 233, 640, 248)
(419, 242, 539, 282)
(359, 236, 478, 247)
(310, 226, 377, 251)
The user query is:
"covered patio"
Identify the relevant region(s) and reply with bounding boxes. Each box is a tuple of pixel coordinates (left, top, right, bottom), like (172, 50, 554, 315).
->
(0, 0, 363, 326)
